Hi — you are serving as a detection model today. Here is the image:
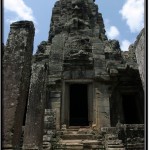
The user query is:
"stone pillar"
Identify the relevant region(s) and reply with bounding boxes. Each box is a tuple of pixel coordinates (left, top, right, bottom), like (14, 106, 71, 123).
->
(2, 21, 35, 149)
(96, 83, 111, 128)
(23, 63, 47, 150)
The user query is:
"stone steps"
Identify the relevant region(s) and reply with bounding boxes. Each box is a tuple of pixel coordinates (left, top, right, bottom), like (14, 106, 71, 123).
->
(55, 139, 104, 150)
(55, 141, 83, 149)
(82, 140, 105, 149)
(59, 139, 103, 145)
(52, 128, 105, 150)
(60, 134, 94, 140)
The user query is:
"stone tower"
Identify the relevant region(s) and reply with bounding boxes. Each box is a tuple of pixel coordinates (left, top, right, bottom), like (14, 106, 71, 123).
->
(3, 0, 145, 149)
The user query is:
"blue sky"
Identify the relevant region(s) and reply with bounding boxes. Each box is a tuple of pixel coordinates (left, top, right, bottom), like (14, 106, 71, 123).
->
(4, 0, 144, 54)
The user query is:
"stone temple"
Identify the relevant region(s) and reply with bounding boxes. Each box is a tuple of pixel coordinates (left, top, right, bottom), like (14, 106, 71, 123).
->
(2, 0, 145, 149)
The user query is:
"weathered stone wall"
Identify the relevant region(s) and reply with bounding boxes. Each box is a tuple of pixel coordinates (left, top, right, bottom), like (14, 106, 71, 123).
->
(2, 21, 35, 149)
(135, 28, 145, 89)
(23, 62, 48, 149)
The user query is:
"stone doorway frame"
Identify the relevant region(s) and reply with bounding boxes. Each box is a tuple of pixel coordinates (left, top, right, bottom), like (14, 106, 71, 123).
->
(61, 79, 94, 128)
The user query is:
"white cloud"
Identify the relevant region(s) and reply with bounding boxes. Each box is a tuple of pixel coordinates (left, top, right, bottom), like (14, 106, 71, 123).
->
(119, 0, 144, 33)
(6, 18, 20, 24)
(107, 26, 120, 39)
(4, 0, 36, 23)
(121, 40, 131, 51)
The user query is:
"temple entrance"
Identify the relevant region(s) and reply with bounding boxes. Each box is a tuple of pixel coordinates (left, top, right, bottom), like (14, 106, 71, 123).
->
(69, 84, 89, 126)
(122, 94, 144, 124)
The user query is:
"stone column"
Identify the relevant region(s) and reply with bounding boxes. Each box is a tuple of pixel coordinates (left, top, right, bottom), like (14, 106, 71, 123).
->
(23, 63, 47, 150)
(95, 83, 111, 128)
(2, 21, 35, 149)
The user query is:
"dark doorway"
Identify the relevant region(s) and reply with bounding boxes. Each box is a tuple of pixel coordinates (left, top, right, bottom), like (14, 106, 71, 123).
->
(69, 84, 89, 126)
(122, 94, 144, 124)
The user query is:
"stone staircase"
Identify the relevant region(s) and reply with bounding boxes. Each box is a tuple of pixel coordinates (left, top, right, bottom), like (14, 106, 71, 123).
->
(52, 128, 105, 150)
(43, 125, 144, 150)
